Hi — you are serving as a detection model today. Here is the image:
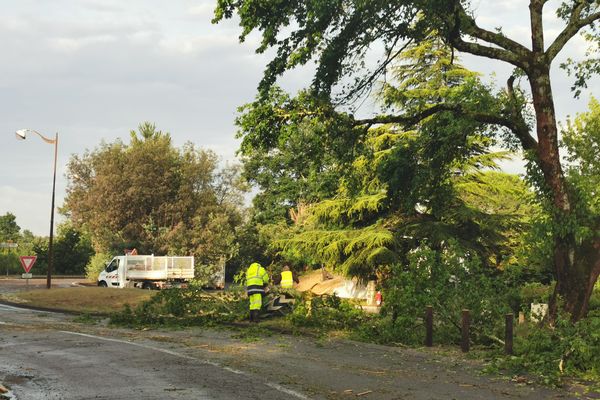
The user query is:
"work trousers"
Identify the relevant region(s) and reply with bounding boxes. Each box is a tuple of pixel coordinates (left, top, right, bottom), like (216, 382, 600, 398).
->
(249, 293, 263, 311)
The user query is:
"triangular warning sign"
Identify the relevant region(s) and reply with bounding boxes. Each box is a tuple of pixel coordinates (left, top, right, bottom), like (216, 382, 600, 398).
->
(19, 256, 37, 273)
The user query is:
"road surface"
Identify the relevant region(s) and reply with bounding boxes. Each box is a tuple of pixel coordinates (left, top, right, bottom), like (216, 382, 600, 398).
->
(0, 294, 580, 399)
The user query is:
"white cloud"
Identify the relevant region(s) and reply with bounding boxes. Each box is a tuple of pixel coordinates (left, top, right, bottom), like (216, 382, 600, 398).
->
(127, 30, 159, 44)
(187, 4, 214, 18)
(0, 186, 65, 236)
(48, 34, 118, 52)
(158, 33, 238, 55)
(81, 0, 125, 13)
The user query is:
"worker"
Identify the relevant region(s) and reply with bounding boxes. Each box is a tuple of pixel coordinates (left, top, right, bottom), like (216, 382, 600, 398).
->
(245, 262, 269, 322)
(273, 265, 299, 289)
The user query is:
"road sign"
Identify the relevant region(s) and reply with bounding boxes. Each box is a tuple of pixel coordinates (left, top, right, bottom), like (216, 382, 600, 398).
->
(0, 242, 18, 248)
(19, 256, 37, 273)
(22, 273, 32, 279)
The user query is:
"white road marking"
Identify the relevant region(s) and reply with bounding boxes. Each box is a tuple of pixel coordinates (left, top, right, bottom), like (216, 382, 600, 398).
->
(60, 330, 310, 400)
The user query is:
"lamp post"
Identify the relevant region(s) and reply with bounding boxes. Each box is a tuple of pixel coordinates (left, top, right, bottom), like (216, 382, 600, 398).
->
(15, 129, 58, 289)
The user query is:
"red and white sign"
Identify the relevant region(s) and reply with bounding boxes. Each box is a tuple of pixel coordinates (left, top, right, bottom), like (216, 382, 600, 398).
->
(19, 256, 37, 273)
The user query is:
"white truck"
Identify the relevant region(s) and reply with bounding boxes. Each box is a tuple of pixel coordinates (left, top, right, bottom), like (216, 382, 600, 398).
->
(97, 254, 195, 290)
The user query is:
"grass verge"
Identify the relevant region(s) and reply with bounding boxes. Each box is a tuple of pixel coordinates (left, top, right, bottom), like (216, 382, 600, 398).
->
(1, 287, 154, 315)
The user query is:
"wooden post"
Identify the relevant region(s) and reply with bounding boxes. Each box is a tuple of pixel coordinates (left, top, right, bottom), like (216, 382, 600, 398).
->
(461, 309, 470, 353)
(505, 313, 514, 355)
(425, 306, 433, 347)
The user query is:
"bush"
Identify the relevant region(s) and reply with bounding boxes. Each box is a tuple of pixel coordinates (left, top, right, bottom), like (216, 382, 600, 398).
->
(0, 252, 21, 275)
(287, 294, 365, 331)
(373, 241, 512, 346)
(519, 282, 552, 310)
(110, 281, 247, 328)
(85, 252, 111, 281)
(494, 312, 600, 387)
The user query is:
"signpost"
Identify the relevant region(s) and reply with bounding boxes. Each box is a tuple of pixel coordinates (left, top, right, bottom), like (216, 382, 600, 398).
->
(1, 242, 18, 276)
(19, 256, 37, 290)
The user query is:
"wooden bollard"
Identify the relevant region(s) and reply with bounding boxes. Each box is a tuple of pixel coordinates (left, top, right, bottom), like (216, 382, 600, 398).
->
(425, 306, 433, 347)
(505, 313, 514, 355)
(461, 309, 470, 353)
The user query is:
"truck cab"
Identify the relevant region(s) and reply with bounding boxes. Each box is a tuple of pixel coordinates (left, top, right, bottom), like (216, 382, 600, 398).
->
(98, 256, 125, 288)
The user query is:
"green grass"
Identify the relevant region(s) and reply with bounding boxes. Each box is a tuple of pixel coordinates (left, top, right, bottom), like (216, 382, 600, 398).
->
(2, 287, 154, 315)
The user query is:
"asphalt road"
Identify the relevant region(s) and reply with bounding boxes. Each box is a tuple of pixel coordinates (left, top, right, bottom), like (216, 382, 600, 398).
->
(0, 304, 309, 400)
(0, 292, 582, 400)
(0, 277, 86, 294)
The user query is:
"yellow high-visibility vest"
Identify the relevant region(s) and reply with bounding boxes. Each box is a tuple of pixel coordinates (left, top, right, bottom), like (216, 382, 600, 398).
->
(246, 263, 268, 294)
(281, 270, 294, 288)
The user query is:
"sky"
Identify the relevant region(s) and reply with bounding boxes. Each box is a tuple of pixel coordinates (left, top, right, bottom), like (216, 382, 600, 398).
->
(0, 0, 597, 235)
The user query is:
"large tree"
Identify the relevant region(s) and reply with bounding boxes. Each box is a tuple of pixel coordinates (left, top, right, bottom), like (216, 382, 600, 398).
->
(214, 0, 600, 320)
(63, 123, 245, 274)
(236, 36, 537, 283)
(0, 213, 20, 242)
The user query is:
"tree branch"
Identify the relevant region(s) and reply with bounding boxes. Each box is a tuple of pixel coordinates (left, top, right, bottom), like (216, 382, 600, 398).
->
(335, 36, 412, 105)
(457, 6, 530, 57)
(353, 104, 456, 127)
(353, 101, 537, 154)
(546, 3, 600, 61)
(530, 0, 545, 53)
(447, 1, 530, 69)
(506, 75, 539, 153)
(452, 37, 529, 69)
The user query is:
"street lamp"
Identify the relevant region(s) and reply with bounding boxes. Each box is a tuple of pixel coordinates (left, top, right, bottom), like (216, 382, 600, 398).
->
(15, 129, 59, 289)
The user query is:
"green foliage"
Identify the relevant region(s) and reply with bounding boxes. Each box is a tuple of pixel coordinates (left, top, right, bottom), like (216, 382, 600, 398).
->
(370, 242, 512, 346)
(72, 313, 99, 325)
(560, 31, 600, 99)
(214, 0, 598, 109)
(109, 283, 247, 328)
(562, 97, 600, 220)
(54, 223, 94, 274)
(30, 223, 94, 275)
(240, 38, 537, 283)
(591, 282, 600, 311)
(213, 0, 423, 97)
(0, 212, 23, 275)
(519, 283, 552, 308)
(278, 224, 397, 278)
(216, 0, 600, 322)
(226, 219, 270, 280)
(288, 294, 365, 331)
(235, 88, 358, 223)
(86, 252, 111, 281)
(0, 251, 20, 275)
(492, 312, 600, 387)
(0, 213, 20, 242)
(64, 122, 246, 273)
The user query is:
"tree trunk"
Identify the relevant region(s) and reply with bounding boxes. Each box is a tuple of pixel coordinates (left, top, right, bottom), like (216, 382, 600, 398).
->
(551, 235, 600, 321)
(529, 66, 600, 321)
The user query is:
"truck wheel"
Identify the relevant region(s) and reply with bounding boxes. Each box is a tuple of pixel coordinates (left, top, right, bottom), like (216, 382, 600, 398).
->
(98, 281, 108, 287)
(142, 282, 153, 290)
